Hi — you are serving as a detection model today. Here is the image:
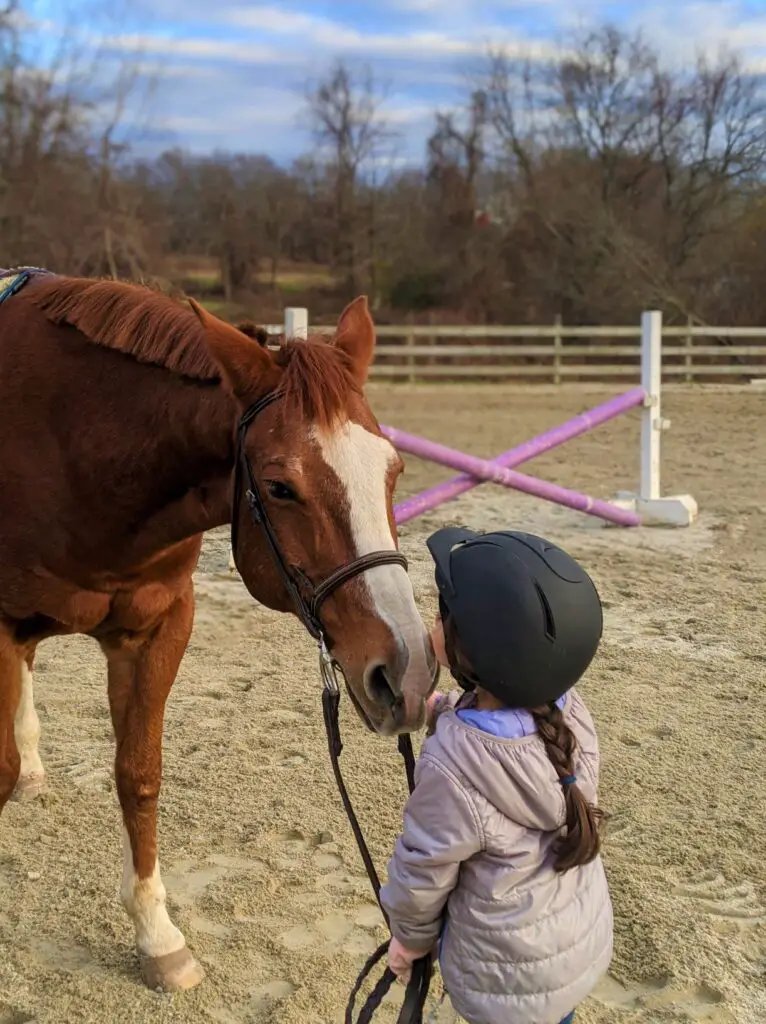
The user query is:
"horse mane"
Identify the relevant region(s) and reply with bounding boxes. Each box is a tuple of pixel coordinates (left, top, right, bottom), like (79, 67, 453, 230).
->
(29, 275, 360, 426)
(30, 276, 219, 381)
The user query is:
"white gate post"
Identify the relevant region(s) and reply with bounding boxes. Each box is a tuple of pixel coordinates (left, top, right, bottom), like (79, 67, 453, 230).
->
(640, 310, 662, 502)
(284, 307, 308, 340)
(610, 310, 697, 527)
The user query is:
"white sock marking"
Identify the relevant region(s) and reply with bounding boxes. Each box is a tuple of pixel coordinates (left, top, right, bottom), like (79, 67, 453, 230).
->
(15, 662, 44, 780)
(121, 828, 185, 958)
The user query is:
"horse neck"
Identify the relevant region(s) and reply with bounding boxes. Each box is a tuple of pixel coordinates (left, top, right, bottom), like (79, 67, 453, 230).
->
(79, 371, 240, 568)
(133, 380, 238, 552)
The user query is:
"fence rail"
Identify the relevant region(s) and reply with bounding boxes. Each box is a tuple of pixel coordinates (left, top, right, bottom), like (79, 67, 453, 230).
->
(262, 316, 766, 383)
(370, 323, 766, 383)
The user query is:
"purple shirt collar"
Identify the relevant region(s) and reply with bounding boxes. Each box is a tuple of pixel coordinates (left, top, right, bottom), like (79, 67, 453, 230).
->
(456, 692, 568, 739)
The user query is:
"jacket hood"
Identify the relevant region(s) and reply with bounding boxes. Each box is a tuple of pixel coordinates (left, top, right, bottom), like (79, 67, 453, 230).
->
(428, 693, 595, 833)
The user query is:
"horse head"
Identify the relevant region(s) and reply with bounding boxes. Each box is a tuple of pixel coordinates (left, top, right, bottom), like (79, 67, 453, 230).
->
(190, 296, 437, 736)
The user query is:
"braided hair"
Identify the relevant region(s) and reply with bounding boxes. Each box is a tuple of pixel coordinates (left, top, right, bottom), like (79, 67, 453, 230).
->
(526, 702, 604, 871)
(443, 612, 605, 873)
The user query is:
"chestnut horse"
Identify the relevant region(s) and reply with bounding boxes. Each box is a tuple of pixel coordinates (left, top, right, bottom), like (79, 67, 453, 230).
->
(0, 273, 435, 991)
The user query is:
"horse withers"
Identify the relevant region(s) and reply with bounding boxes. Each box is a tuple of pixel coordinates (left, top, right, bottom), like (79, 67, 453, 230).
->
(0, 273, 436, 991)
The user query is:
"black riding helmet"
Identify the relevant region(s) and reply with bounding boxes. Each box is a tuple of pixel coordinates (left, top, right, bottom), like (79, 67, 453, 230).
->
(427, 527, 603, 707)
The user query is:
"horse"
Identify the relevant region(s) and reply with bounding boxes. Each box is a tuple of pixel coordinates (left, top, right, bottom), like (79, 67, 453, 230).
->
(0, 272, 436, 992)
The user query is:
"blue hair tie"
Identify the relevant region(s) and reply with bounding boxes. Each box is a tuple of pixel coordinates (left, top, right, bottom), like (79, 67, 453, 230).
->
(560, 775, 577, 787)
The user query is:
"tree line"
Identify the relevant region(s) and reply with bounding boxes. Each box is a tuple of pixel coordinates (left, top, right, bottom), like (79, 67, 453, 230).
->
(2, 3, 766, 326)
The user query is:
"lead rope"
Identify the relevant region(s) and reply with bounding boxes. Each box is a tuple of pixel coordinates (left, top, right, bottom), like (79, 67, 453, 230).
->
(319, 644, 434, 1024)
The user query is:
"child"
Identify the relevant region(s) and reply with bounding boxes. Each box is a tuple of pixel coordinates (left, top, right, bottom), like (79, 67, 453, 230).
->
(379, 527, 613, 1024)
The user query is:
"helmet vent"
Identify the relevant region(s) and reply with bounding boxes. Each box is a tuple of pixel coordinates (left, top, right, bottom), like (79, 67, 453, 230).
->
(535, 583, 556, 641)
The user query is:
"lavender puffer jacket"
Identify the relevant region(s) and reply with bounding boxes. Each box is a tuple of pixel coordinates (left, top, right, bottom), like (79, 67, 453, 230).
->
(380, 689, 613, 1024)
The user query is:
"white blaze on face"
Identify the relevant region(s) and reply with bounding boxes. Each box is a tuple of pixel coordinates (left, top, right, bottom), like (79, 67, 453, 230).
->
(314, 420, 431, 684)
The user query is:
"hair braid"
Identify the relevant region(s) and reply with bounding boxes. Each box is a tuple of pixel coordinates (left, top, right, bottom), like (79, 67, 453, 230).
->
(529, 702, 605, 872)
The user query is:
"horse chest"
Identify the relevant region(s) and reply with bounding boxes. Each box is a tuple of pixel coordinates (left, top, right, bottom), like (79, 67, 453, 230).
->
(95, 582, 184, 637)
(5, 579, 184, 644)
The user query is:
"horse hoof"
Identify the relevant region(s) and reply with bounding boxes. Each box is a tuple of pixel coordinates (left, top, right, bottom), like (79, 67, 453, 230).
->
(140, 946, 204, 992)
(12, 772, 46, 802)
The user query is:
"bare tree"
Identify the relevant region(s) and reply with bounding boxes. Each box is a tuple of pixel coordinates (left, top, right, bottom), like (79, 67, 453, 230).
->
(304, 60, 394, 297)
(424, 91, 495, 314)
(0, 0, 159, 276)
(473, 26, 766, 322)
(4, 14, 766, 329)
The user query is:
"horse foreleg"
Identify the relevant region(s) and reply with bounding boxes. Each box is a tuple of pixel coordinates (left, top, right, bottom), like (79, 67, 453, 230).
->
(12, 649, 45, 801)
(101, 585, 203, 992)
(0, 631, 22, 811)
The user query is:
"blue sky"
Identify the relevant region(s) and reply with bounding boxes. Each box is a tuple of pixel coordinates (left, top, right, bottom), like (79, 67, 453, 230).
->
(25, 0, 766, 164)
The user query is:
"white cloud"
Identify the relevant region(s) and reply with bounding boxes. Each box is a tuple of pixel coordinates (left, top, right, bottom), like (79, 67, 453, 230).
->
(219, 5, 559, 60)
(37, 0, 766, 165)
(615, 1, 766, 70)
(100, 31, 288, 64)
(386, 0, 571, 11)
(161, 88, 304, 132)
(220, 5, 326, 34)
(386, 101, 438, 125)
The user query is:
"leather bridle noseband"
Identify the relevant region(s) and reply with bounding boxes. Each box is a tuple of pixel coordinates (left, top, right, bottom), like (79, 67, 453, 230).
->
(232, 389, 434, 1023)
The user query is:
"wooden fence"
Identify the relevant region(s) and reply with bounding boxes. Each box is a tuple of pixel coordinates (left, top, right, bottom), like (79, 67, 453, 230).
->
(366, 323, 766, 384)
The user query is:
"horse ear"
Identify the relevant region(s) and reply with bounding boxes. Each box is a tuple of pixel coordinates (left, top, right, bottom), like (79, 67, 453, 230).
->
(236, 321, 270, 347)
(335, 295, 375, 387)
(189, 299, 278, 403)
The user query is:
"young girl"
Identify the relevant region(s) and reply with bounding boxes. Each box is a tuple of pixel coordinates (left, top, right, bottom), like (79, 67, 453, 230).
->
(380, 527, 613, 1024)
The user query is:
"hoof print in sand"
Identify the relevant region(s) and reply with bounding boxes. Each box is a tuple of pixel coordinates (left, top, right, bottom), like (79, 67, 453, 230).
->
(47, 756, 112, 793)
(618, 725, 674, 750)
(278, 751, 308, 768)
(673, 873, 766, 932)
(164, 853, 266, 940)
(0, 1005, 34, 1024)
(604, 811, 633, 844)
(274, 829, 345, 872)
(278, 902, 384, 957)
(595, 975, 733, 1021)
(249, 979, 298, 1012)
(29, 937, 94, 974)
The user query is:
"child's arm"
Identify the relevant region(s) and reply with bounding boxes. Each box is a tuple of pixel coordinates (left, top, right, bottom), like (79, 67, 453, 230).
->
(380, 755, 482, 954)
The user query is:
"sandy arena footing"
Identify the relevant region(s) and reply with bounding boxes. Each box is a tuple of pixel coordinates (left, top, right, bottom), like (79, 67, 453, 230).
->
(1, 386, 764, 1024)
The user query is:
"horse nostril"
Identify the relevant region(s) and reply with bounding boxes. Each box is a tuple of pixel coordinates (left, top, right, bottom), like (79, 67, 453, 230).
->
(365, 663, 403, 712)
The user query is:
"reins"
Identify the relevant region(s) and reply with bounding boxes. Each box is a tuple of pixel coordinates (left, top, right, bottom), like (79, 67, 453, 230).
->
(320, 650, 433, 1024)
(233, 388, 434, 1023)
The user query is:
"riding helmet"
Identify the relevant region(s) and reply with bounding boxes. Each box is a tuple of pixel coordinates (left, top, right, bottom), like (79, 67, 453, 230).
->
(427, 527, 603, 707)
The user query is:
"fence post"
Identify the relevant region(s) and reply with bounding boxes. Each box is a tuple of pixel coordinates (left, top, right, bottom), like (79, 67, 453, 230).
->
(284, 307, 308, 340)
(684, 314, 693, 383)
(406, 331, 416, 383)
(640, 310, 662, 501)
(553, 313, 562, 385)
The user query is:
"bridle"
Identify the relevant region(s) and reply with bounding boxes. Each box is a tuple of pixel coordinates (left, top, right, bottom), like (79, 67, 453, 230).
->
(232, 389, 434, 1024)
(232, 389, 409, 644)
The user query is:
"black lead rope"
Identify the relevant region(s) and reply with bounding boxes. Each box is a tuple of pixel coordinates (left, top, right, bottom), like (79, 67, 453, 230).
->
(321, 674, 433, 1024)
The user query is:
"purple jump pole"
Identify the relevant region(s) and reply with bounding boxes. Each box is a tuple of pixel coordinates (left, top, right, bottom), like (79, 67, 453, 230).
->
(383, 425, 639, 527)
(384, 386, 646, 527)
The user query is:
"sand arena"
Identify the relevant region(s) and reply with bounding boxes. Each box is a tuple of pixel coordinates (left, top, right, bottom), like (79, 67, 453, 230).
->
(1, 384, 763, 1024)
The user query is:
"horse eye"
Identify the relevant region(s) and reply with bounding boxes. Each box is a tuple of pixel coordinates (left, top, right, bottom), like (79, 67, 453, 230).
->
(265, 480, 297, 502)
